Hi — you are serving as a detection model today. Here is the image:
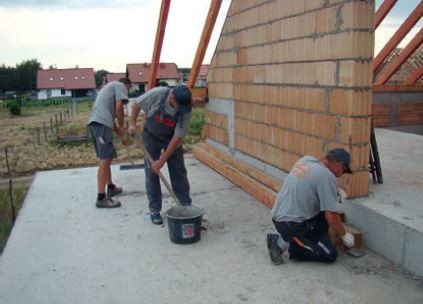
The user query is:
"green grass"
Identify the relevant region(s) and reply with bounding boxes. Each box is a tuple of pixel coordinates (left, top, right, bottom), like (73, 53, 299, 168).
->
(0, 184, 29, 254)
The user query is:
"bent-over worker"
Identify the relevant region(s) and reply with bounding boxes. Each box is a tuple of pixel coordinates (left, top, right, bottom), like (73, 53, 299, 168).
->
(267, 148, 355, 264)
(128, 85, 193, 225)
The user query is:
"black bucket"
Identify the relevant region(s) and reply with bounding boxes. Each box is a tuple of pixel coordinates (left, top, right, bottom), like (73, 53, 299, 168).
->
(165, 205, 204, 244)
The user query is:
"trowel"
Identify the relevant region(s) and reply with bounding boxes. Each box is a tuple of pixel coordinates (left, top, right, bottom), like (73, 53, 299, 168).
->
(345, 247, 364, 258)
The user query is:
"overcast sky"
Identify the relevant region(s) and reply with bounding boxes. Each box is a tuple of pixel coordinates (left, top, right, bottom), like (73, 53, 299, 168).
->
(0, 0, 421, 72)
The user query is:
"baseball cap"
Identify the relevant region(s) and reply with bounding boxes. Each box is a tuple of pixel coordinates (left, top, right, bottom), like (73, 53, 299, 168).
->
(328, 148, 353, 174)
(171, 85, 192, 114)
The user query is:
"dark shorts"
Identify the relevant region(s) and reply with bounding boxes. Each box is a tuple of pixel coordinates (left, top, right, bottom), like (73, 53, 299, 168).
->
(88, 122, 117, 160)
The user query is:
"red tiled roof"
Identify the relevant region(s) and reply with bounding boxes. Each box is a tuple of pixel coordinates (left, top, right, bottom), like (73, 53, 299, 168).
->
(37, 68, 96, 90)
(106, 73, 126, 83)
(126, 63, 181, 83)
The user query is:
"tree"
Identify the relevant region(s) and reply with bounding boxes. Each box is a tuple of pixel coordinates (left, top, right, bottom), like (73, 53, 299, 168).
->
(0, 64, 17, 94)
(95, 69, 108, 88)
(15, 59, 41, 92)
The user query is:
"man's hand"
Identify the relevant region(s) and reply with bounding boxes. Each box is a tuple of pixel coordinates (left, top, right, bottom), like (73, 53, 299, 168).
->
(341, 232, 355, 248)
(128, 124, 136, 136)
(151, 158, 165, 174)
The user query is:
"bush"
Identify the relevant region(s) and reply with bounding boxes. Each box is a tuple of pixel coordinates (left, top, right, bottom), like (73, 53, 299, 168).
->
(8, 102, 21, 116)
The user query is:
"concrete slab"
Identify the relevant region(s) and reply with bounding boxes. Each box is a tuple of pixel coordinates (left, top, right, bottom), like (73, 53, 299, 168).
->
(1, 156, 422, 304)
(342, 128, 423, 276)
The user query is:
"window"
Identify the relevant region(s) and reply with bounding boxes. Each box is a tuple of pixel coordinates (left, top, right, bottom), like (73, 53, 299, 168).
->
(74, 76, 79, 80)
(138, 72, 143, 76)
(49, 77, 53, 81)
(81, 76, 85, 80)
(60, 76, 64, 81)
(61, 88, 65, 95)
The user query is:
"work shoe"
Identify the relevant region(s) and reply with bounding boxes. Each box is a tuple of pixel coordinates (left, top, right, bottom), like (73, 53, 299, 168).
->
(150, 212, 163, 225)
(107, 186, 123, 198)
(266, 233, 285, 265)
(96, 197, 121, 208)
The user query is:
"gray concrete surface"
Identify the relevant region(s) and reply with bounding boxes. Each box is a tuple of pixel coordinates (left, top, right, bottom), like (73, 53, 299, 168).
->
(342, 128, 423, 277)
(1, 148, 423, 304)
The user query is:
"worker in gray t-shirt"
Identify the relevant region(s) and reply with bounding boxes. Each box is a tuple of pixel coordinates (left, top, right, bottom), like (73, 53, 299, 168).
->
(88, 78, 131, 209)
(266, 148, 355, 264)
(128, 85, 193, 225)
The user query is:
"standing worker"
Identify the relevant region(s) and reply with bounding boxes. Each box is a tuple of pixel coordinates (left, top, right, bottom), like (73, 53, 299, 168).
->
(128, 84, 193, 225)
(267, 148, 355, 264)
(88, 78, 132, 208)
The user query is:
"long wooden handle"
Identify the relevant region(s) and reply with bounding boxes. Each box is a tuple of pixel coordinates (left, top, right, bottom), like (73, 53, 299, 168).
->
(138, 140, 182, 206)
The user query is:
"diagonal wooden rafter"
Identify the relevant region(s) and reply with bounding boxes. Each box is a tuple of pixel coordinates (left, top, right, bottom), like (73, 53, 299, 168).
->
(188, 0, 222, 89)
(373, 1, 423, 74)
(404, 64, 423, 85)
(149, 0, 171, 89)
(374, 28, 423, 85)
(375, 0, 397, 29)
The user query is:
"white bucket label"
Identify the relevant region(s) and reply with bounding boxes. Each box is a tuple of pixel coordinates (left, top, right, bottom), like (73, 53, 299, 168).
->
(182, 223, 195, 238)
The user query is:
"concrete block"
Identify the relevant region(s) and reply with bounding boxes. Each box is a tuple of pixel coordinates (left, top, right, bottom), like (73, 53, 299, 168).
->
(329, 89, 372, 116)
(339, 117, 371, 144)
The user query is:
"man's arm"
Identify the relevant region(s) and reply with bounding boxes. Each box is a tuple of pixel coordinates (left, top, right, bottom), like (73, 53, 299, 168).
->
(128, 102, 141, 136)
(151, 136, 182, 174)
(114, 99, 127, 144)
(325, 211, 354, 248)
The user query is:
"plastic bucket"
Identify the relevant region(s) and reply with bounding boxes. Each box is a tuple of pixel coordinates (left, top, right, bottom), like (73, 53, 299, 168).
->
(165, 205, 204, 244)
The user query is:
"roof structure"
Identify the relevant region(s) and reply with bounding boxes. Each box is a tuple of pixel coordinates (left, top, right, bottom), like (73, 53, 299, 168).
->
(105, 73, 126, 83)
(37, 68, 95, 90)
(126, 63, 181, 83)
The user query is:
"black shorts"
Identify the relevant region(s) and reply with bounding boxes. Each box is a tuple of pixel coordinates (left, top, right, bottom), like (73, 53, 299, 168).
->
(88, 122, 117, 160)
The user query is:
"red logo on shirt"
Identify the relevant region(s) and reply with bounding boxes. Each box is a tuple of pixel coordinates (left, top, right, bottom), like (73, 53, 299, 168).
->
(153, 114, 176, 127)
(291, 161, 310, 179)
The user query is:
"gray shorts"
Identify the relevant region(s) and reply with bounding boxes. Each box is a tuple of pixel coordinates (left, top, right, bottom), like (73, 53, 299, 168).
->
(88, 122, 117, 160)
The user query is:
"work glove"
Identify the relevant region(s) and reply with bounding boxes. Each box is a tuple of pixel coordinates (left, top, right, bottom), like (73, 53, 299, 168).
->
(341, 232, 355, 248)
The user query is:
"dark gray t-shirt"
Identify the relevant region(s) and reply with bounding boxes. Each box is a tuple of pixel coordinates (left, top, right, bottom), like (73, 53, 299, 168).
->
(88, 81, 128, 128)
(135, 86, 192, 138)
(271, 156, 339, 223)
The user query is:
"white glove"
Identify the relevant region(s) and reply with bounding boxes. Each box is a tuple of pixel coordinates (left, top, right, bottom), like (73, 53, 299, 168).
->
(341, 232, 354, 248)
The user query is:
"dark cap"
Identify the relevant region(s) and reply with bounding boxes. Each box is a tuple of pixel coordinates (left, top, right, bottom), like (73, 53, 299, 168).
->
(171, 85, 192, 114)
(328, 148, 353, 174)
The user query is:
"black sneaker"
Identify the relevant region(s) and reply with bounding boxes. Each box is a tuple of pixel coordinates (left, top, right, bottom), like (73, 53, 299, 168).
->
(150, 212, 163, 225)
(96, 197, 121, 208)
(107, 186, 123, 198)
(266, 233, 284, 265)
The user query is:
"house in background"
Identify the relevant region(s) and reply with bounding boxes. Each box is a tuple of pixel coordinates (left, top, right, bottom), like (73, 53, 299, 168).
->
(196, 64, 209, 88)
(105, 72, 126, 84)
(126, 63, 182, 93)
(37, 68, 96, 100)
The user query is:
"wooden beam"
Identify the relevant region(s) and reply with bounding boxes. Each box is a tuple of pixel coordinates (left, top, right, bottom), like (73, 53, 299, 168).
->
(404, 65, 423, 85)
(373, 1, 423, 73)
(373, 84, 423, 92)
(375, 0, 397, 29)
(187, 0, 222, 89)
(374, 29, 423, 85)
(148, 0, 171, 89)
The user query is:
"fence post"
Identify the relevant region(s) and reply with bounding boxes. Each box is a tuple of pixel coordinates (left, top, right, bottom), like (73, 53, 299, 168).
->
(60, 111, 63, 125)
(43, 122, 48, 142)
(50, 117, 54, 133)
(36, 127, 40, 145)
(5, 147, 16, 223)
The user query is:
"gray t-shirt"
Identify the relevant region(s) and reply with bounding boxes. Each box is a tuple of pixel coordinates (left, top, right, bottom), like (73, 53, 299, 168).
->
(135, 86, 192, 138)
(271, 156, 339, 223)
(88, 81, 129, 129)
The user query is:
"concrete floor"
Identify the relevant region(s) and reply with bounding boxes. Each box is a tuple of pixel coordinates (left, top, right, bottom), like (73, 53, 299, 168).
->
(0, 129, 422, 304)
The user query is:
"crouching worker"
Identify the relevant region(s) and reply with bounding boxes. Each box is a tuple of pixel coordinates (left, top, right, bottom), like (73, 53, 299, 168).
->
(267, 148, 355, 264)
(128, 85, 193, 225)
(88, 78, 131, 208)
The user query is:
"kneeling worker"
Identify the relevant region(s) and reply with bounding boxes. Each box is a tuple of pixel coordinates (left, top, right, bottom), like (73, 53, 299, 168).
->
(267, 148, 355, 264)
(128, 85, 193, 225)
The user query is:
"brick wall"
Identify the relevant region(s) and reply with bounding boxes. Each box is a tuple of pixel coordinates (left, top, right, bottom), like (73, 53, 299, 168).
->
(201, 0, 375, 199)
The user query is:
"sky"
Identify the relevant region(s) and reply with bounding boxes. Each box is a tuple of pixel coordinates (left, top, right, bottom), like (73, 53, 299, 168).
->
(0, 0, 421, 72)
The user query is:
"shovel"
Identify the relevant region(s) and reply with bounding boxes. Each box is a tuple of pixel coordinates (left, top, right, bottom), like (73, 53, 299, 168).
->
(137, 140, 182, 206)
